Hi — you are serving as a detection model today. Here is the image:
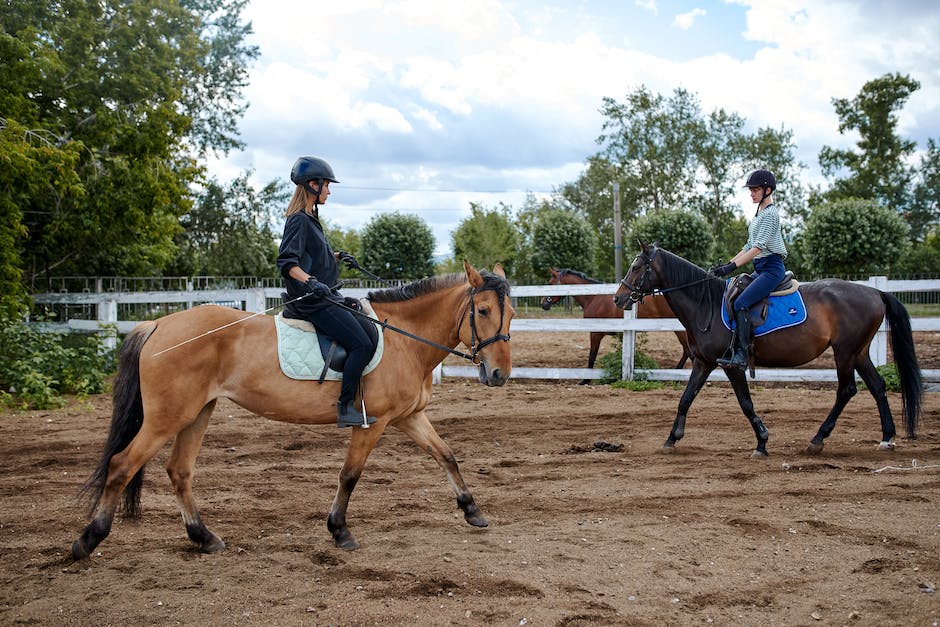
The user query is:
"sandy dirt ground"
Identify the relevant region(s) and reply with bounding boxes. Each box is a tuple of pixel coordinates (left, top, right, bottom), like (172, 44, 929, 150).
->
(1, 330, 938, 626)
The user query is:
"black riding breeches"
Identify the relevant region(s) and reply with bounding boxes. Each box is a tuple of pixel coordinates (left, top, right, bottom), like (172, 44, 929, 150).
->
(303, 304, 376, 404)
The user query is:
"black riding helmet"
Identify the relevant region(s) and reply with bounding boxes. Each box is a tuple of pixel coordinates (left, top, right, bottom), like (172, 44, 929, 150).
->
(744, 169, 776, 191)
(291, 156, 338, 211)
(291, 156, 339, 185)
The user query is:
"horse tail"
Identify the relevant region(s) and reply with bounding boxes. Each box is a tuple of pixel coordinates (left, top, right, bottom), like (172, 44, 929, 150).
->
(79, 322, 157, 519)
(881, 292, 922, 438)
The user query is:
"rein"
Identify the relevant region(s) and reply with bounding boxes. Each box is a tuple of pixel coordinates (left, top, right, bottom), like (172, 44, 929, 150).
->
(620, 248, 718, 333)
(320, 285, 511, 365)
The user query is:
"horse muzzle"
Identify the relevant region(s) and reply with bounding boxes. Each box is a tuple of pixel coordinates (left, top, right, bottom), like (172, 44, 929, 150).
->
(478, 361, 510, 386)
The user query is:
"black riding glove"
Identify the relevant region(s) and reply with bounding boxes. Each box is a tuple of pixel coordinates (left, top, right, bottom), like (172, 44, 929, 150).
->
(337, 251, 359, 270)
(710, 261, 737, 277)
(304, 277, 331, 299)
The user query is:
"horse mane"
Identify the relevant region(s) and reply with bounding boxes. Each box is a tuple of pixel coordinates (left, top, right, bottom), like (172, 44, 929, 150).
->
(368, 270, 510, 304)
(557, 268, 601, 284)
(655, 246, 724, 301)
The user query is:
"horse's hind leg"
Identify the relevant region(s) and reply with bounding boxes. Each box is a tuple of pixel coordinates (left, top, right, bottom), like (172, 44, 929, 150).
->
(73, 426, 174, 559)
(853, 355, 897, 449)
(327, 422, 386, 550)
(807, 358, 858, 455)
(581, 332, 604, 384)
(725, 368, 770, 457)
(166, 400, 226, 553)
(395, 410, 488, 528)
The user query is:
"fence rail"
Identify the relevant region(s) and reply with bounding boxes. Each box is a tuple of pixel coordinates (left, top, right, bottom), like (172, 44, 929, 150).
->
(30, 278, 940, 384)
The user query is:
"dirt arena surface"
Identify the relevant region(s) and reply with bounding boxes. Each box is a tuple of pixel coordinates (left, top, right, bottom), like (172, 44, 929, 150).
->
(1, 331, 938, 625)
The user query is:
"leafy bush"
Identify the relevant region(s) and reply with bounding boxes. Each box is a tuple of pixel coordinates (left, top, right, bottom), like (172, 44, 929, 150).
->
(0, 318, 114, 409)
(858, 363, 901, 393)
(629, 209, 714, 267)
(597, 339, 661, 385)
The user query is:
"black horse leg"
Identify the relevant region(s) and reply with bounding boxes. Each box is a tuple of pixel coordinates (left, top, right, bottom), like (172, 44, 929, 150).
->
(724, 367, 770, 457)
(807, 362, 858, 455)
(327, 424, 385, 550)
(663, 363, 713, 451)
(854, 356, 897, 449)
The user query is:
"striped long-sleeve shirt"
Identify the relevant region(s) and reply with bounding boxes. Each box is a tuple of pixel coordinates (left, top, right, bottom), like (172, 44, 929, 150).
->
(744, 203, 787, 259)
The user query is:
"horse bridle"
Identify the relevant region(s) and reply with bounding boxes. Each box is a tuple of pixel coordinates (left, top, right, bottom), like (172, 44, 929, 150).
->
(458, 286, 512, 364)
(620, 248, 659, 304)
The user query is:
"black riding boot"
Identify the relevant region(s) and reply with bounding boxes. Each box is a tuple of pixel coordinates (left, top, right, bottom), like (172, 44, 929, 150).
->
(717, 309, 751, 370)
(337, 398, 376, 429)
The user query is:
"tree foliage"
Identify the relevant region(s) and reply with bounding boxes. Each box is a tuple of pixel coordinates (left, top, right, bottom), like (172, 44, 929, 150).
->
(0, 0, 257, 302)
(628, 209, 714, 267)
(168, 174, 285, 277)
(451, 203, 519, 277)
(361, 213, 435, 280)
(818, 73, 919, 212)
(802, 198, 910, 276)
(529, 209, 597, 275)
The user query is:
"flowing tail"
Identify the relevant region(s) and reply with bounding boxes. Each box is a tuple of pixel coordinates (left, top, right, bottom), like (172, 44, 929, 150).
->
(882, 293, 922, 438)
(79, 322, 157, 519)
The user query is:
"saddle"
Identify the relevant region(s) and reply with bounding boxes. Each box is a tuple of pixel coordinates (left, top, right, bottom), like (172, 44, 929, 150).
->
(281, 296, 380, 383)
(723, 271, 798, 327)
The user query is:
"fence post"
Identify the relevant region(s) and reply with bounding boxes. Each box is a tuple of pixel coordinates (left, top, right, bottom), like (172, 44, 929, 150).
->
(870, 276, 888, 367)
(246, 288, 266, 314)
(621, 305, 636, 380)
(97, 298, 118, 351)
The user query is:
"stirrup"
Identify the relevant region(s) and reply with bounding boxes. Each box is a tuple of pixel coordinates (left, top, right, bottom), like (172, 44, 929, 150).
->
(336, 400, 376, 429)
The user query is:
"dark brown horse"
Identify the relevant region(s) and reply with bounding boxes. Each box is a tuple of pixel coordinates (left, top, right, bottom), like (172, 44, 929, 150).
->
(72, 262, 513, 558)
(541, 268, 691, 383)
(613, 243, 922, 456)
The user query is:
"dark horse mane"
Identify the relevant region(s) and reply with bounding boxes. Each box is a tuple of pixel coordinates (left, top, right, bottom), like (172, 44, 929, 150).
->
(556, 268, 602, 284)
(368, 270, 510, 304)
(654, 246, 726, 302)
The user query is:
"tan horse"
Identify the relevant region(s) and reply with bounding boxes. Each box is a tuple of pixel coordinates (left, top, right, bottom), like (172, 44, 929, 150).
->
(72, 262, 513, 557)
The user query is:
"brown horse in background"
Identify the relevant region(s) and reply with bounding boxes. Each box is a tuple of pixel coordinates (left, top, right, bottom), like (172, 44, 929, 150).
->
(541, 268, 691, 383)
(72, 262, 513, 558)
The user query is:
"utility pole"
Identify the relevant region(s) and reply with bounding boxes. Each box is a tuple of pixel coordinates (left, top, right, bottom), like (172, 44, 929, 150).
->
(613, 182, 622, 280)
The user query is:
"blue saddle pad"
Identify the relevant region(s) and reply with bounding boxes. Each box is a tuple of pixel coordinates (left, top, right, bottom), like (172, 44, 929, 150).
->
(274, 302, 384, 380)
(721, 290, 807, 337)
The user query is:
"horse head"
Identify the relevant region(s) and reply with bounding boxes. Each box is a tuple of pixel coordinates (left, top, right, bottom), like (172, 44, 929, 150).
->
(462, 261, 514, 386)
(614, 240, 659, 310)
(540, 268, 564, 310)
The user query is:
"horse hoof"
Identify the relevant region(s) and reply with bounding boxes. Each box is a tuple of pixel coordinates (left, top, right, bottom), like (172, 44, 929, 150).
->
(465, 513, 489, 528)
(877, 440, 895, 451)
(200, 536, 226, 554)
(659, 446, 676, 455)
(750, 449, 769, 459)
(335, 537, 360, 551)
(71, 540, 89, 560)
(805, 442, 824, 455)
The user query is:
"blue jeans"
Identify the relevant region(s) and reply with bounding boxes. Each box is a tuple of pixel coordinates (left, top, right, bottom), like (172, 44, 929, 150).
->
(734, 254, 786, 312)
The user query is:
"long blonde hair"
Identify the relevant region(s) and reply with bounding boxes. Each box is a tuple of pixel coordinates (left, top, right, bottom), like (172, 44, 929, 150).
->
(285, 185, 315, 217)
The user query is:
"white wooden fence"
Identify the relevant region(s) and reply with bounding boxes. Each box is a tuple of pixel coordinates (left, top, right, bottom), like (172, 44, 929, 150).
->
(31, 278, 940, 384)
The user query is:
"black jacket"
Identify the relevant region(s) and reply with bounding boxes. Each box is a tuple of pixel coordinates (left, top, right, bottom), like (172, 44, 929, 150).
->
(276, 211, 342, 311)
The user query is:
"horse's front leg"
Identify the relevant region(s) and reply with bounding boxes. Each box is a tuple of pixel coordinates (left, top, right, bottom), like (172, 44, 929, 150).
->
(395, 410, 488, 528)
(663, 362, 714, 452)
(328, 422, 386, 550)
(724, 367, 770, 457)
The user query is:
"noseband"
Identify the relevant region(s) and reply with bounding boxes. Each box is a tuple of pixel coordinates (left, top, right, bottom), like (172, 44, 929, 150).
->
(620, 249, 658, 303)
(459, 286, 512, 365)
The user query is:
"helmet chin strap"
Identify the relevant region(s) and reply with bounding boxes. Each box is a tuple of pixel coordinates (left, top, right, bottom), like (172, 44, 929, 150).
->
(303, 180, 324, 214)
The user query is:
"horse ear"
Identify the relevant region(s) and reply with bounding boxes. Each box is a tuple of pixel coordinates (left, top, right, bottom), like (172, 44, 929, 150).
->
(549, 267, 559, 277)
(492, 263, 506, 278)
(463, 259, 484, 288)
(636, 238, 649, 252)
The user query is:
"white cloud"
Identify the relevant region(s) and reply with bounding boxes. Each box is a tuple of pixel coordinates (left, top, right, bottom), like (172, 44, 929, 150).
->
(672, 8, 706, 30)
(635, 0, 658, 15)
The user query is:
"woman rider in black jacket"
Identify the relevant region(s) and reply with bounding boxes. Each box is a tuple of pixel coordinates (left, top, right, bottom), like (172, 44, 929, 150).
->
(276, 156, 376, 428)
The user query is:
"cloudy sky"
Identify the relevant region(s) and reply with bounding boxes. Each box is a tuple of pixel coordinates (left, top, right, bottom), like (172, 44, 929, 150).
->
(206, 0, 940, 256)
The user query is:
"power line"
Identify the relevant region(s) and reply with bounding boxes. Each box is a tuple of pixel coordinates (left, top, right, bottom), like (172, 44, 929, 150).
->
(343, 185, 554, 194)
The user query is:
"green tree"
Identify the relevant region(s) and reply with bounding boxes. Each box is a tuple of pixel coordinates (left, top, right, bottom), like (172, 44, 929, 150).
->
(322, 220, 364, 280)
(451, 202, 520, 277)
(909, 138, 940, 241)
(556, 156, 620, 279)
(168, 173, 285, 277)
(361, 212, 435, 280)
(628, 209, 714, 267)
(818, 73, 919, 213)
(802, 198, 910, 276)
(529, 209, 597, 275)
(1, 0, 257, 296)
